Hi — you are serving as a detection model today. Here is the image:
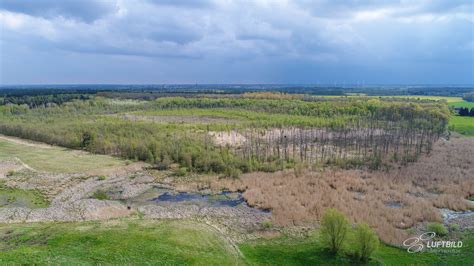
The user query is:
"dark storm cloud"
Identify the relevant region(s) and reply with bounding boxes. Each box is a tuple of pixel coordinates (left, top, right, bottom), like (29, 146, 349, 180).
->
(0, 0, 472, 84)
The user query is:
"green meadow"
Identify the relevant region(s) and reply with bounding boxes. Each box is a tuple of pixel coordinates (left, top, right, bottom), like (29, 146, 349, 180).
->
(0, 137, 124, 173)
(0, 219, 472, 265)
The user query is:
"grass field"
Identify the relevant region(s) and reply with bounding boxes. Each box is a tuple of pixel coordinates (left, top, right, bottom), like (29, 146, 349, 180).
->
(0, 220, 242, 265)
(0, 136, 125, 173)
(449, 101, 474, 108)
(318, 95, 464, 102)
(1, 219, 470, 265)
(449, 116, 474, 136)
(240, 230, 474, 265)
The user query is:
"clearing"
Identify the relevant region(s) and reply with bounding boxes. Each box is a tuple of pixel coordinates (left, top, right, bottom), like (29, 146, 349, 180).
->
(449, 116, 474, 136)
(0, 135, 125, 173)
(0, 219, 242, 265)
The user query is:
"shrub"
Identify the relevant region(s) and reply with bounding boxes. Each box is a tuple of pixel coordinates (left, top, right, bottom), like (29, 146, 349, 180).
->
(354, 223, 379, 261)
(92, 190, 108, 200)
(320, 208, 349, 254)
(222, 166, 242, 179)
(97, 175, 107, 181)
(174, 167, 188, 177)
(448, 224, 460, 232)
(260, 221, 273, 230)
(427, 222, 448, 236)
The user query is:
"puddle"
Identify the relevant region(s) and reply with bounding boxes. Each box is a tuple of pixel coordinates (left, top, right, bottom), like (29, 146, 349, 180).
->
(352, 192, 365, 201)
(384, 201, 404, 209)
(441, 209, 474, 221)
(154, 191, 246, 207)
(127, 186, 269, 212)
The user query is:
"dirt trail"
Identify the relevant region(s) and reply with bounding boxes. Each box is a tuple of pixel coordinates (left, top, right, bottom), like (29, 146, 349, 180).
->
(202, 221, 245, 261)
(0, 134, 53, 149)
(13, 157, 37, 172)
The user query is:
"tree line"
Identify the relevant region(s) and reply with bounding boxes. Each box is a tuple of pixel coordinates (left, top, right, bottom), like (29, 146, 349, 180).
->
(0, 97, 449, 176)
(463, 92, 474, 102)
(457, 107, 474, 117)
(0, 94, 90, 108)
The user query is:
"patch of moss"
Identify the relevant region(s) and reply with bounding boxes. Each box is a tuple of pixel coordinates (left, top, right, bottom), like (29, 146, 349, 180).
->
(0, 185, 49, 208)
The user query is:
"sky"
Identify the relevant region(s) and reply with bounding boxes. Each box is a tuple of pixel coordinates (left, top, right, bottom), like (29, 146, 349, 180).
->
(0, 0, 473, 85)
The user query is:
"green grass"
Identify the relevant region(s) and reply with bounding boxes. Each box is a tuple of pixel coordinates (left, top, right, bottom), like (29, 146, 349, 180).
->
(449, 101, 474, 108)
(0, 219, 472, 265)
(133, 108, 359, 129)
(240, 230, 474, 265)
(0, 138, 125, 173)
(0, 220, 242, 265)
(91, 190, 109, 200)
(391, 96, 462, 103)
(319, 95, 463, 103)
(449, 116, 474, 136)
(0, 184, 48, 208)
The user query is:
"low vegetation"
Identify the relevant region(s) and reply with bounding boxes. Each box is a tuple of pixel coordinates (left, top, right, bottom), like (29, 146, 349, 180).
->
(240, 228, 474, 265)
(0, 137, 124, 173)
(0, 183, 48, 208)
(212, 136, 474, 244)
(320, 208, 349, 254)
(91, 190, 109, 200)
(354, 223, 379, 261)
(0, 218, 471, 265)
(427, 222, 448, 237)
(449, 116, 474, 136)
(0, 95, 450, 176)
(0, 88, 472, 264)
(0, 220, 241, 264)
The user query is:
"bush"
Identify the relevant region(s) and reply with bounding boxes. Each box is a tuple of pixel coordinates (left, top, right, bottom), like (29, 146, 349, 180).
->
(222, 166, 242, 179)
(260, 221, 273, 230)
(448, 224, 460, 232)
(354, 223, 379, 261)
(320, 208, 349, 254)
(174, 167, 188, 177)
(427, 222, 448, 236)
(92, 190, 108, 200)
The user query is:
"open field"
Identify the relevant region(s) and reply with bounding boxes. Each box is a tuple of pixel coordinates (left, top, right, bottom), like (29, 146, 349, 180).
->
(241, 230, 474, 265)
(449, 117, 474, 136)
(0, 91, 473, 264)
(0, 135, 125, 173)
(0, 219, 242, 265)
(449, 101, 474, 108)
(0, 218, 472, 265)
(317, 95, 463, 102)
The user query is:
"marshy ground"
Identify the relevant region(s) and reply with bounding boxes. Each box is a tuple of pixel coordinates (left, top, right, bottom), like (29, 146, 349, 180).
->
(0, 131, 473, 264)
(0, 94, 473, 264)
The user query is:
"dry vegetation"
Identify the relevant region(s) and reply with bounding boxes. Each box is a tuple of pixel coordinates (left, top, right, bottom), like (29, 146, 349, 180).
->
(212, 136, 474, 244)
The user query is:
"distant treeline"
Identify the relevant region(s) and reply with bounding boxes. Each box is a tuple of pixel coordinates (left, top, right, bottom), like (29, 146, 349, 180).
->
(0, 97, 449, 176)
(458, 107, 474, 117)
(463, 92, 474, 102)
(1, 84, 473, 98)
(0, 94, 90, 108)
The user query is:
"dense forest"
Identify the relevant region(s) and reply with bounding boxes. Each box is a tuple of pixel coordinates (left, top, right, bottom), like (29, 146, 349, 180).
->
(0, 94, 90, 108)
(458, 107, 474, 117)
(2, 84, 473, 98)
(463, 92, 474, 102)
(0, 94, 450, 177)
